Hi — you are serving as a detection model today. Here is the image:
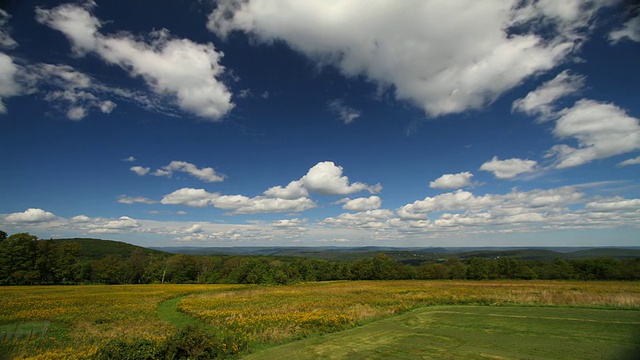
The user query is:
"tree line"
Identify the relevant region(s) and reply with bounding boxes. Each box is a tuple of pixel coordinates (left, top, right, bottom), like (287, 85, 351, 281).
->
(1, 232, 639, 285)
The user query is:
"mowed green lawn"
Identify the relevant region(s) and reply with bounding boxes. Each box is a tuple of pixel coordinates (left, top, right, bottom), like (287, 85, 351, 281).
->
(244, 306, 640, 360)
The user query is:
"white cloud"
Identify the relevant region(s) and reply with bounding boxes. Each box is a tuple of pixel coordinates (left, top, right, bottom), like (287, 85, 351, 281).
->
(263, 180, 308, 200)
(25, 63, 118, 120)
(327, 99, 361, 124)
(398, 190, 495, 219)
(301, 161, 381, 195)
(36, 2, 233, 120)
(0, 53, 21, 114)
(69, 215, 91, 223)
(586, 197, 640, 212)
(160, 187, 316, 214)
(547, 100, 640, 168)
(618, 156, 640, 167)
(429, 172, 474, 189)
(130, 166, 150, 176)
(155, 161, 225, 182)
(182, 224, 204, 234)
(0, 11, 20, 113)
(161, 188, 219, 208)
(609, 14, 640, 43)
(123, 156, 136, 162)
(321, 209, 394, 228)
(5, 208, 57, 223)
(396, 186, 585, 221)
(0, 9, 17, 49)
(215, 196, 316, 215)
(117, 195, 157, 205)
(512, 70, 585, 120)
(340, 196, 382, 211)
(272, 218, 307, 228)
(0, 10, 20, 114)
(480, 156, 538, 179)
(208, 0, 611, 117)
(87, 216, 140, 234)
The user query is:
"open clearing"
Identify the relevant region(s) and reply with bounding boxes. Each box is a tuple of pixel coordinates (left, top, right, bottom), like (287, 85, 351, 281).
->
(245, 306, 640, 360)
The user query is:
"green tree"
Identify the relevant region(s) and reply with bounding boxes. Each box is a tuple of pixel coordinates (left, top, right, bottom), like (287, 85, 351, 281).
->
(0, 233, 40, 284)
(444, 258, 467, 280)
(466, 257, 489, 280)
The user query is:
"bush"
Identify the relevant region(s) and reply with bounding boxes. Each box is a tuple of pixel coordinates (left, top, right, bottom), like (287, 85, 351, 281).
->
(95, 325, 248, 359)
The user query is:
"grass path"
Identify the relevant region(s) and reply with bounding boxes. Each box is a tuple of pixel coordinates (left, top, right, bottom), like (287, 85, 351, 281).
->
(243, 306, 640, 360)
(157, 296, 201, 328)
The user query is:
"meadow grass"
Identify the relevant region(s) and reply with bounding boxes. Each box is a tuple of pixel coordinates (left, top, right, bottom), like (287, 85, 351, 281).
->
(0, 280, 639, 359)
(179, 280, 640, 352)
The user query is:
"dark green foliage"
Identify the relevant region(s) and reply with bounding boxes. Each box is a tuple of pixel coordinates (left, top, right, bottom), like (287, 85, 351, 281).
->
(95, 338, 167, 360)
(95, 325, 247, 359)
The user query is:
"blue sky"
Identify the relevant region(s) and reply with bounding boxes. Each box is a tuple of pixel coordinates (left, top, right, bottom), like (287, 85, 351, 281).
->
(1, 0, 639, 247)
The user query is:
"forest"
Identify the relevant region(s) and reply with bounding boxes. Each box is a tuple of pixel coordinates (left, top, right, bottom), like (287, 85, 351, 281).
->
(1, 232, 639, 285)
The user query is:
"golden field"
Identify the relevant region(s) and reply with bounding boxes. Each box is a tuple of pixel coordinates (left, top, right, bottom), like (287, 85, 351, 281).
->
(1, 281, 639, 359)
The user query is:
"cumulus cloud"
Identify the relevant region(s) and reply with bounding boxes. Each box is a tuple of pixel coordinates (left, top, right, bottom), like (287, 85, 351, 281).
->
(69, 215, 91, 223)
(512, 70, 585, 120)
(429, 172, 475, 189)
(132, 161, 225, 182)
(160, 187, 316, 214)
(217, 196, 316, 214)
(130, 166, 150, 176)
(327, 99, 361, 124)
(340, 196, 382, 211)
(153, 161, 226, 182)
(272, 218, 307, 228)
(182, 224, 204, 234)
(301, 161, 381, 195)
(396, 186, 585, 221)
(117, 195, 157, 204)
(122, 156, 136, 162)
(208, 0, 611, 117)
(546, 100, 640, 168)
(5, 208, 57, 223)
(36, 2, 233, 120)
(480, 157, 538, 179)
(263, 180, 308, 200)
(161, 188, 219, 208)
(321, 209, 395, 228)
(618, 156, 640, 167)
(87, 216, 140, 234)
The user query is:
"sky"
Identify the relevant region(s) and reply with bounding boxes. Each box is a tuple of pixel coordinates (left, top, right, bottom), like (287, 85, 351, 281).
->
(1, 0, 639, 248)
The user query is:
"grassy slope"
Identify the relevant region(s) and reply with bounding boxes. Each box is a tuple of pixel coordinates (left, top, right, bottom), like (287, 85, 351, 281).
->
(244, 306, 640, 360)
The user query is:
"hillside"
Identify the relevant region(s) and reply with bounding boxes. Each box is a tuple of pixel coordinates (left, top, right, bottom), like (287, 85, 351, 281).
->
(55, 238, 170, 260)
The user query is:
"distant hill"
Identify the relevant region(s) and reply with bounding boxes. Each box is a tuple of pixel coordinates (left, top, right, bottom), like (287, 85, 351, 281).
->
(54, 238, 170, 260)
(151, 245, 640, 262)
(49, 238, 640, 263)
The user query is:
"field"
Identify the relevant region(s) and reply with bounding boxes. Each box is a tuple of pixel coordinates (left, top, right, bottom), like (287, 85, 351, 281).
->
(1, 281, 639, 359)
(246, 306, 640, 359)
